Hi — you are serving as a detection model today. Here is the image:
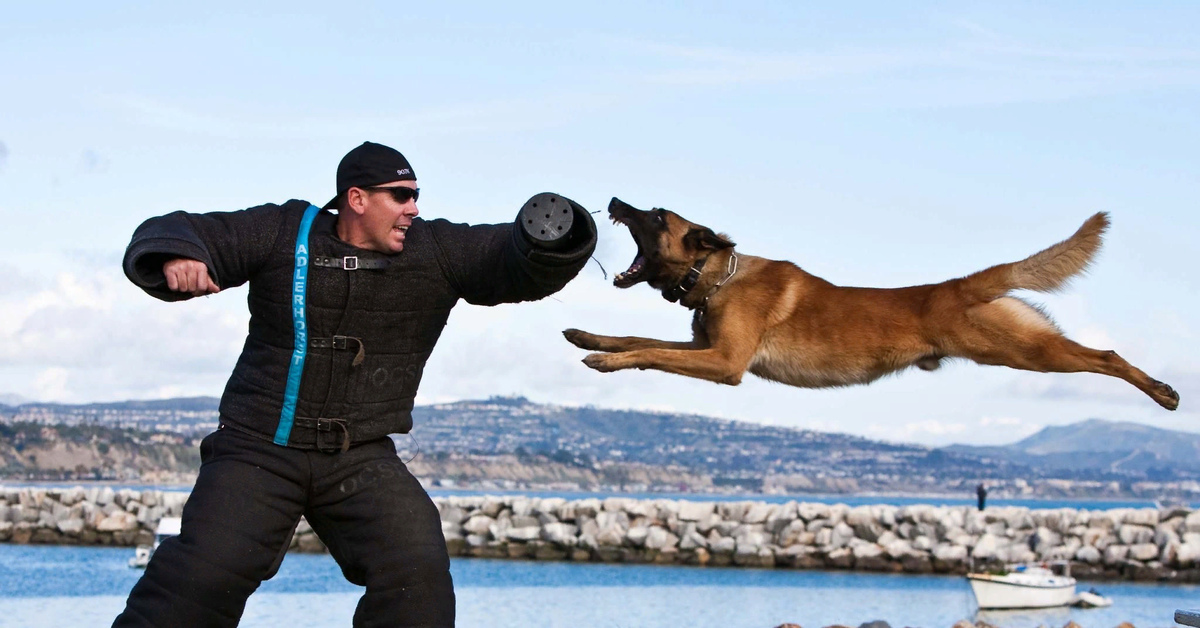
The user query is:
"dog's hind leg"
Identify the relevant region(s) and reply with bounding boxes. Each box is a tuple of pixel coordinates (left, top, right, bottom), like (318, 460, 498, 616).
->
(989, 335, 1177, 410)
(956, 298, 1179, 410)
(563, 329, 703, 353)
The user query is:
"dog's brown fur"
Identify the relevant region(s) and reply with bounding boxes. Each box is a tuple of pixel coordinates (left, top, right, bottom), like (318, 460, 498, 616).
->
(563, 198, 1180, 410)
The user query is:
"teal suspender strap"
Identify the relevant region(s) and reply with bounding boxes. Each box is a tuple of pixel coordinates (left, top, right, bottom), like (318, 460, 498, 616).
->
(274, 204, 322, 446)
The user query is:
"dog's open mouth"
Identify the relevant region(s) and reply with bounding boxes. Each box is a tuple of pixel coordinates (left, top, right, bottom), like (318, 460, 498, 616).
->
(614, 253, 646, 288)
(611, 215, 647, 288)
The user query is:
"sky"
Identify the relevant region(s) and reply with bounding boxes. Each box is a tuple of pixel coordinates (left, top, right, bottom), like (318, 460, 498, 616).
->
(0, 1, 1197, 447)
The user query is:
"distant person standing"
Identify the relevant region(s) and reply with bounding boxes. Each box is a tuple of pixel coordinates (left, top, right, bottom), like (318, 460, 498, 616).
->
(977, 483, 988, 510)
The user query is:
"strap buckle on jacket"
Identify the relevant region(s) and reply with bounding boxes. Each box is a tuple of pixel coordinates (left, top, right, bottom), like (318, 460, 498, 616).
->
(312, 255, 390, 270)
(294, 417, 351, 453)
(310, 335, 366, 367)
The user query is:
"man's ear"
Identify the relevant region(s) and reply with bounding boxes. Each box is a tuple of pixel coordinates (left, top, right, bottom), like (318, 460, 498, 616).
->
(683, 227, 735, 251)
(345, 188, 369, 215)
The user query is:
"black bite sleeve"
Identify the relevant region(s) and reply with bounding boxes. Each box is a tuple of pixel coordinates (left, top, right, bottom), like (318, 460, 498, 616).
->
(428, 195, 597, 306)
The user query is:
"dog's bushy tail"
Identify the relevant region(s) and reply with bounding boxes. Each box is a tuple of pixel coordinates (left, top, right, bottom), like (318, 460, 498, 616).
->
(960, 212, 1109, 302)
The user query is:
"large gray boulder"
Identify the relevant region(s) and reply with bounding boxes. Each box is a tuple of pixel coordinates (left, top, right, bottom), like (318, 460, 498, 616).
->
(1125, 509, 1159, 527)
(462, 515, 494, 537)
(1104, 544, 1129, 565)
(933, 543, 967, 563)
(797, 502, 830, 522)
(96, 511, 138, 532)
(971, 533, 1000, 560)
(542, 522, 578, 546)
(1176, 541, 1200, 566)
(1075, 545, 1102, 564)
(678, 501, 714, 522)
(645, 527, 678, 551)
(1129, 543, 1160, 562)
(1119, 524, 1155, 545)
(680, 528, 708, 550)
(744, 503, 776, 525)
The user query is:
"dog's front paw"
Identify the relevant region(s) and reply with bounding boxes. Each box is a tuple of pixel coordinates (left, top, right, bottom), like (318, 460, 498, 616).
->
(582, 352, 622, 373)
(564, 328, 602, 351)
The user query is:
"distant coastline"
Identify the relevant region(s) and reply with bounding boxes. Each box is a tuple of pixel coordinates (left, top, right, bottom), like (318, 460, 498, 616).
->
(4, 395, 1200, 504)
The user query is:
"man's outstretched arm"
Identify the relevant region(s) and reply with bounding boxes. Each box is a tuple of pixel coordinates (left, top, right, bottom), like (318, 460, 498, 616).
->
(123, 202, 293, 301)
(427, 193, 598, 306)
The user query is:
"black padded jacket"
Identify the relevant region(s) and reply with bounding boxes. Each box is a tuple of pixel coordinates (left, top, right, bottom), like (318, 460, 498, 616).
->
(123, 198, 596, 450)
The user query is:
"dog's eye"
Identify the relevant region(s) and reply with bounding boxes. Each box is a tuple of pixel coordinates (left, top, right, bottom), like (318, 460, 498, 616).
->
(655, 211, 665, 225)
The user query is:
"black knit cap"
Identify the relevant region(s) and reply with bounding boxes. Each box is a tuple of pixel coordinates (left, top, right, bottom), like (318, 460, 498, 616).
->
(323, 141, 417, 209)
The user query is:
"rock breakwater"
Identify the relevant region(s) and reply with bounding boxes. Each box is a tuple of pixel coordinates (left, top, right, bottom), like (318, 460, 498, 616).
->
(0, 486, 187, 547)
(4, 487, 1200, 582)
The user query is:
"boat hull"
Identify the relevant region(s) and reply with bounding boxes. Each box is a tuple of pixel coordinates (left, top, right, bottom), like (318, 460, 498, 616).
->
(968, 574, 1077, 609)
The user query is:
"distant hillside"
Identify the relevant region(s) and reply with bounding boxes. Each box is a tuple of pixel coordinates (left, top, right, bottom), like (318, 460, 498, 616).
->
(943, 419, 1200, 479)
(2, 395, 1016, 491)
(0, 396, 220, 433)
(0, 422, 200, 482)
(407, 397, 1020, 491)
(4, 396, 1199, 496)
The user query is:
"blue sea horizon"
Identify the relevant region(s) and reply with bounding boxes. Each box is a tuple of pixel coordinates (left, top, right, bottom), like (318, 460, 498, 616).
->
(0, 482, 1167, 512)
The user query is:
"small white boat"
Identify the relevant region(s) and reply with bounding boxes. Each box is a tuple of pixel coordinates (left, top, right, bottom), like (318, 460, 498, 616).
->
(967, 562, 1077, 609)
(1072, 589, 1113, 608)
(128, 516, 182, 569)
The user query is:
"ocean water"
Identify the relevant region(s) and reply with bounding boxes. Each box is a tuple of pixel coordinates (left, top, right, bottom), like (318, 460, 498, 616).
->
(426, 489, 1163, 511)
(3, 482, 1165, 511)
(0, 545, 1195, 628)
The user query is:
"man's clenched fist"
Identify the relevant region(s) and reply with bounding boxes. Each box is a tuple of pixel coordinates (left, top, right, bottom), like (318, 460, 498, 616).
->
(164, 258, 221, 296)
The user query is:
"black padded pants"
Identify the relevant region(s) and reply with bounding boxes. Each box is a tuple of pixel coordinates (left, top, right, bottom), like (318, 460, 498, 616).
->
(113, 425, 455, 627)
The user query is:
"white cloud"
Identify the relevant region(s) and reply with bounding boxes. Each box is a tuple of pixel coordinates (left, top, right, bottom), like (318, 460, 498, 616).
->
(33, 367, 70, 401)
(868, 414, 1046, 447)
(978, 415, 1043, 441)
(0, 267, 246, 402)
(0, 262, 38, 296)
(866, 419, 968, 443)
(979, 416, 1024, 427)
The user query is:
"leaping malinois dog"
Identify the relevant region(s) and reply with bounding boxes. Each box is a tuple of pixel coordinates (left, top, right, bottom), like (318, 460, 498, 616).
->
(563, 198, 1179, 410)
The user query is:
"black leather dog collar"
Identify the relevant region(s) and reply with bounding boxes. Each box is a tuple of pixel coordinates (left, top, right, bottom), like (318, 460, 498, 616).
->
(663, 257, 708, 303)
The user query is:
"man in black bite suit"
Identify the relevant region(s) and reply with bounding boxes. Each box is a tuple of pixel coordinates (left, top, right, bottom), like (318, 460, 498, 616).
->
(114, 141, 596, 627)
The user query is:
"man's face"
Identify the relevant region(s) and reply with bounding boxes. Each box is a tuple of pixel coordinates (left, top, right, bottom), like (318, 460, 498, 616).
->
(357, 181, 419, 253)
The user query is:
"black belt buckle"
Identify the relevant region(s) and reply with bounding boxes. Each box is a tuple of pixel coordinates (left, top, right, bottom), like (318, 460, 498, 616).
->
(331, 335, 349, 350)
(315, 418, 350, 453)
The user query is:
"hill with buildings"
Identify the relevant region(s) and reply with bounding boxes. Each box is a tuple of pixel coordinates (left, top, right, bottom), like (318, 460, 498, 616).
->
(2, 396, 1197, 500)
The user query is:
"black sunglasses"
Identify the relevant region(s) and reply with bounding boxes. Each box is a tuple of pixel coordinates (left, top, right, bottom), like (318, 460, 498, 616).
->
(363, 186, 419, 203)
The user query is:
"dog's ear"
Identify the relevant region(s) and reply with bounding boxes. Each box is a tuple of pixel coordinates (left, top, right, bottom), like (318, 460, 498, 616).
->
(684, 227, 735, 251)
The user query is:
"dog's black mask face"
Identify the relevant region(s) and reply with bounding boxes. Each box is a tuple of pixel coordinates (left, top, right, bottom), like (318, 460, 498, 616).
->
(607, 197, 735, 291)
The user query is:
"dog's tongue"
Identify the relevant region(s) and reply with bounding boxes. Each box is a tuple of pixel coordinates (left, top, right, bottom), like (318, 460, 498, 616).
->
(614, 255, 646, 286)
